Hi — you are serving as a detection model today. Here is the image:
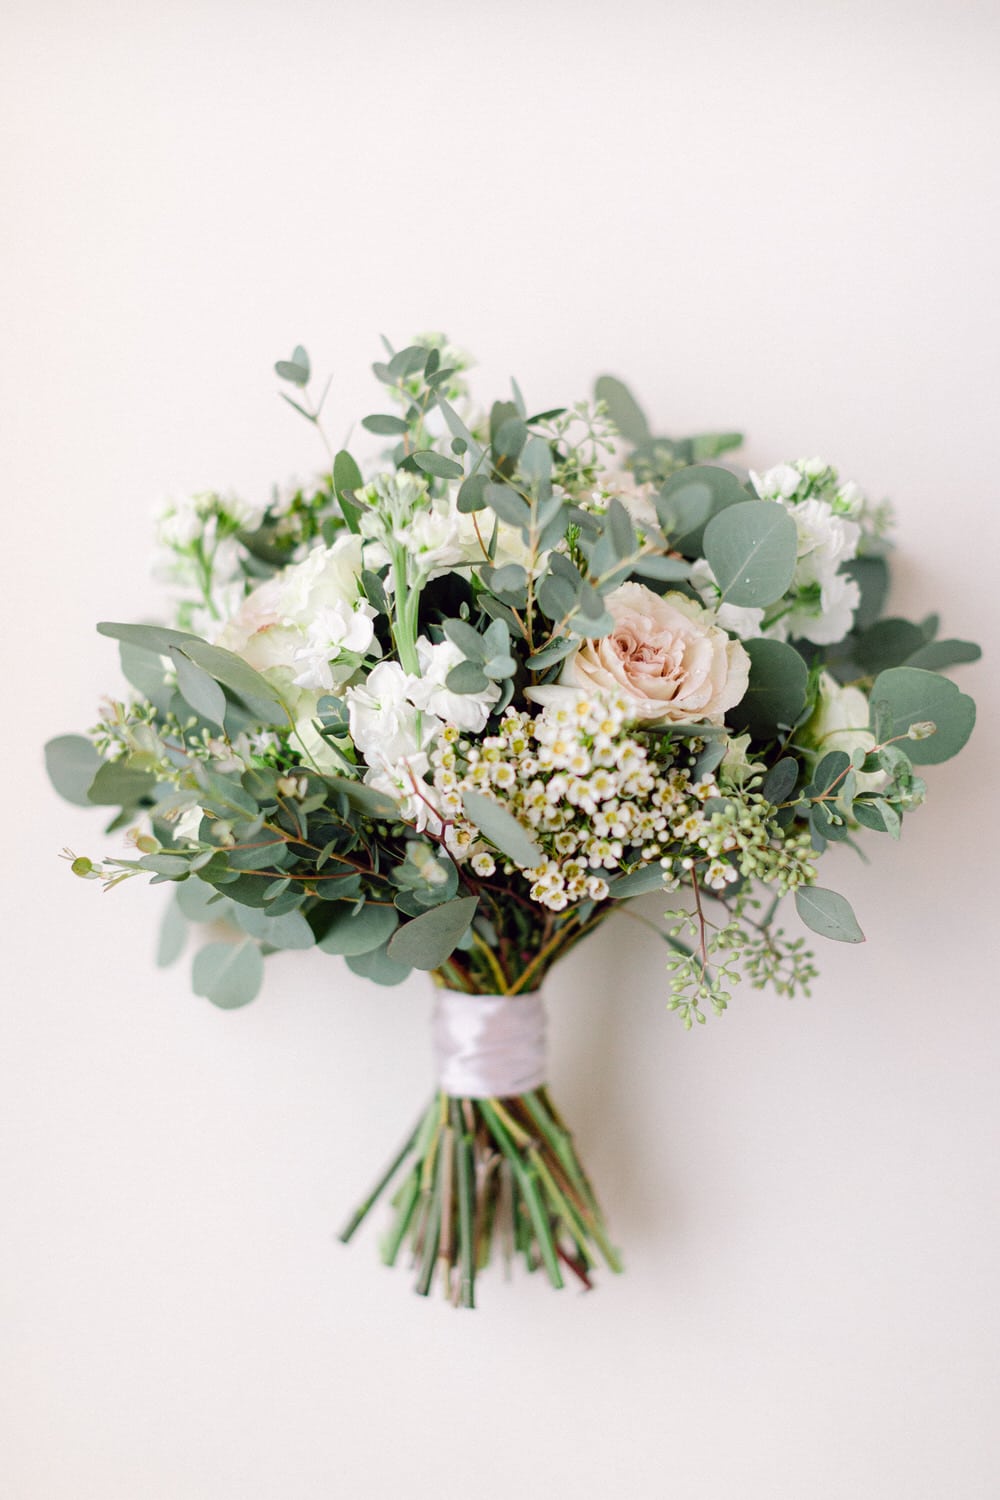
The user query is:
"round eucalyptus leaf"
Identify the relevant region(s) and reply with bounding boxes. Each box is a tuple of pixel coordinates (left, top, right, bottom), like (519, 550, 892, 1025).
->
(869, 667, 976, 764)
(44, 735, 102, 806)
(386, 896, 479, 971)
(317, 902, 400, 956)
(726, 638, 808, 741)
(192, 940, 264, 1009)
(703, 500, 797, 607)
(346, 944, 411, 987)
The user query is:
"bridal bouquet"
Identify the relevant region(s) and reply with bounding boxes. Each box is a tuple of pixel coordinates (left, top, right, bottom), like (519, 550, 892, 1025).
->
(46, 335, 979, 1306)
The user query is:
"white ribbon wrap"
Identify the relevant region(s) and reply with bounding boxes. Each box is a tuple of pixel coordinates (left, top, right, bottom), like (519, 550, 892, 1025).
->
(432, 990, 547, 1099)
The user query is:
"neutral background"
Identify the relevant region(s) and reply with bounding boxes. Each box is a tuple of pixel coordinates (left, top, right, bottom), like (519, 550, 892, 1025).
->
(2, 2, 998, 1496)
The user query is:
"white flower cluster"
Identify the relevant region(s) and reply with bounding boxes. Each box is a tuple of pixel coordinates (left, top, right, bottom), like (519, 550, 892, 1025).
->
(358, 472, 533, 584)
(691, 457, 867, 646)
(343, 639, 501, 826)
(428, 695, 736, 911)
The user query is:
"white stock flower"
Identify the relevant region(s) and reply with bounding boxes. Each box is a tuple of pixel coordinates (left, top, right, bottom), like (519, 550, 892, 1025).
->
(410, 638, 501, 732)
(749, 463, 803, 502)
(780, 572, 861, 645)
(790, 498, 860, 587)
(291, 600, 378, 691)
(346, 661, 428, 768)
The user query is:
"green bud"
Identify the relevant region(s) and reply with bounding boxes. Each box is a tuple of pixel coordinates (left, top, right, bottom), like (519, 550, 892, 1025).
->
(908, 720, 937, 740)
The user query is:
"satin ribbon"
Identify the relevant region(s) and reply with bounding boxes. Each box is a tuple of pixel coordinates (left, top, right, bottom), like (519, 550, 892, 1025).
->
(431, 989, 547, 1099)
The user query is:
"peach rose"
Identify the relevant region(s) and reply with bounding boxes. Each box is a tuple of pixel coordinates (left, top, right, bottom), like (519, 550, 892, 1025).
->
(559, 582, 750, 725)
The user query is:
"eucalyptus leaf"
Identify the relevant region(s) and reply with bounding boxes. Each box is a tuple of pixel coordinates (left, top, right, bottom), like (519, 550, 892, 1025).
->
(904, 639, 982, 671)
(607, 863, 668, 898)
(761, 757, 799, 805)
(362, 414, 409, 436)
(156, 895, 188, 968)
(345, 943, 411, 986)
(169, 647, 227, 727)
(192, 939, 265, 1008)
(794, 886, 865, 944)
(317, 902, 399, 956)
(726, 638, 808, 741)
(233, 906, 316, 949)
(868, 667, 976, 764)
(386, 896, 479, 970)
(461, 790, 542, 867)
(593, 375, 650, 445)
(44, 735, 102, 806)
(413, 450, 464, 480)
(703, 500, 797, 607)
(88, 760, 157, 807)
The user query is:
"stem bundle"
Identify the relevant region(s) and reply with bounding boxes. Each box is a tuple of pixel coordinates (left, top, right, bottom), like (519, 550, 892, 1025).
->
(339, 1087, 621, 1306)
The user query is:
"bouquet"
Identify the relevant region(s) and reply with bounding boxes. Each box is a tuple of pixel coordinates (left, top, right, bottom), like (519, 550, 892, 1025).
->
(46, 335, 979, 1306)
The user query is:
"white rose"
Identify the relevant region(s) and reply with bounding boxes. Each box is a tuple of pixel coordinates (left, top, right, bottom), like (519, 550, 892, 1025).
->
(803, 672, 884, 792)
(551, 582, 750, 726)
(214, 535, 367, 696)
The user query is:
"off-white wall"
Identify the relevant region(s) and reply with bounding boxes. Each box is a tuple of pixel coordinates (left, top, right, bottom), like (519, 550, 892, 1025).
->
(2, 3, 998, 1496)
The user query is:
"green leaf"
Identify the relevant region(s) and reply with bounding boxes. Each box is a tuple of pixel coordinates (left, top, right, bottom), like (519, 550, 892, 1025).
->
(703, 500, 797, 607)
(97, 621, 200, 655)
(655, 466, 747, 553)
(362, 414, 410, 435)
(169, 646, 227, 727)
(854, 618, 928, 674)
(527, 639, 576, 670)
(275, 348, 310, 385)
(233, 906, 315, 949)
(794, 886, 865, 944)
(192, 939, 265, 1008)
(606, 863, 667, 898)
(869, 666, 976, 764)
(457, 474, 488, 513)
(323, 775, 400, 818)
(176, 876, 223, 922)
(761, 757, 799, 805)
(727, 638, 808, 741)
(333, 449, 363, 532)
(119, 641, 173, 714)
(180, 641, 290, 726)
(44, 735, 102, 806)
(631, 554, 693, 583)
(904, 639, 982, 671)
(317, 902, 399, 956)
(413, 450, 465, 480)
(446, 661, 490, 694)
(345, 943, 411, 986)
(485, 484, 530, 530)
(594, 376, 650, 445)
(812, 750, 851, 793)
(87, 760, 157, 806)
(156, 894, 187, 968)
(442, 618, 487, 661)
(537, 573, 578, 621)
(386, 896, 479, 970)
(843, 556, 889, 632)
(461, 790, 543, 867)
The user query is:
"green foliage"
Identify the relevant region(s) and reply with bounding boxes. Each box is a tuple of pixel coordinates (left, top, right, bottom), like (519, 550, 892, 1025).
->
(703, 500, 798, 607)
(192, 939, 265, 1008)
(386, 896, 479, 970)
(728, 638, 809, 741)
(45, 735, 102, 806)
(869, 666, 976, 764)
(794, 886, 865, 943)
(461, 790, 543, 868)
